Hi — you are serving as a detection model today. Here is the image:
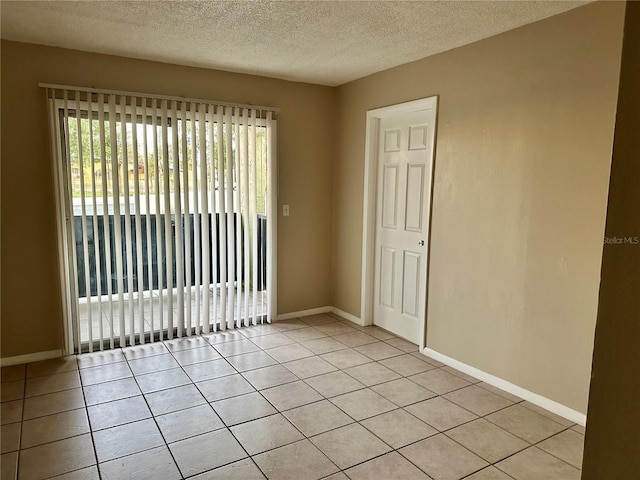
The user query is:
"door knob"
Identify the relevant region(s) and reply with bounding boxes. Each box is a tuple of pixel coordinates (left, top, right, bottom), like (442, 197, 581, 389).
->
(418, 240, 425, 246)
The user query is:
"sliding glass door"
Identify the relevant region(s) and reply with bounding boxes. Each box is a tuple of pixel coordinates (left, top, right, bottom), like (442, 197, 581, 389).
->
(46, 88, 277, 353)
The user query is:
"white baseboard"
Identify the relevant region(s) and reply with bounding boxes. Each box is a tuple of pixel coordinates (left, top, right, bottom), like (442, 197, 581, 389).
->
(1, 349, 64, 367)
(276, 306, 332, 321)
(276, 306, 364, 327)
(329, 307, 364, 326)
(423, 347, 587, 426)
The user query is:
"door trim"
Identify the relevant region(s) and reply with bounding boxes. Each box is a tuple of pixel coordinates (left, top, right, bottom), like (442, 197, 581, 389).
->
(360, 96, 438, 349)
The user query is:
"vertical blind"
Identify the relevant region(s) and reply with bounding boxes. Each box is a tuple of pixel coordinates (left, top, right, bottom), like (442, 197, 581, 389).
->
(45, 86, 277, 354)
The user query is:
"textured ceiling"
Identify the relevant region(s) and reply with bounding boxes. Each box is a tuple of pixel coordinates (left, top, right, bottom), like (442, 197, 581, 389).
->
(1, 0, 589, 86)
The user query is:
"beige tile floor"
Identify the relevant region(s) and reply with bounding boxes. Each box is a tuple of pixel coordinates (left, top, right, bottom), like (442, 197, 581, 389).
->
(1, 313, 584, 480)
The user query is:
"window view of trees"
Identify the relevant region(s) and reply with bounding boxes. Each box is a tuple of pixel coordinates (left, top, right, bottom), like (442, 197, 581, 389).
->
(67, 112, 268, 216)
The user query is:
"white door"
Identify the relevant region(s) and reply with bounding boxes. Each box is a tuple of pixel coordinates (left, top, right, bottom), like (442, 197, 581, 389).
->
(373, 107, 436, 342)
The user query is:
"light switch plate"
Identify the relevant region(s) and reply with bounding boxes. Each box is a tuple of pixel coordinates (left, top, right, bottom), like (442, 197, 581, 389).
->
(283, 205, 290, 216)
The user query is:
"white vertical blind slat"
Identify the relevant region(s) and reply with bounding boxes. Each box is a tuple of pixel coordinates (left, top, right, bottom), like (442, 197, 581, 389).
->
(142, 101, 155, 342)
(181, 105, 192, 335)
(216, 107, 227, 330)
(199, 105, 211, 334)
(108, 96, 126, 347)
(207, 106, 218, 332)
(266, 112, 276, 323)
(87, 94, 105, 351)
(97, 96, 115, 349)
(235, 111, 243, 327)
(172, 101, 185, 338)
(152, 100, 165, 340)
(131, 100, 145, 344)
(75, 93, 93, 351)
(241, 109, 250, 327)
(260, 117, 267, 321)
(192, 105, 202, 335)
(225, 107, 235, 329)
(119, 95, 136, 347)
(250, 110, 258, 325)
(161, 100, 174, 339)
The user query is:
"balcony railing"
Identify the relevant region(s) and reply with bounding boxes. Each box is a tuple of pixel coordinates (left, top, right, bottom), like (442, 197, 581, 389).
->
(73, 213, 267, 298)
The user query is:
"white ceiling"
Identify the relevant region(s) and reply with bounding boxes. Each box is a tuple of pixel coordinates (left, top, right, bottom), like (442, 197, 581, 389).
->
(1, 0, 589, 86)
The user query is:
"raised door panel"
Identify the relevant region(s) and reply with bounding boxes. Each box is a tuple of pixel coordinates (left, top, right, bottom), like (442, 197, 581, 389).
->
(379, 246, 396, 309)
(408, 124, 429, 151)
(401, 251, 421, 318)
(405, 163, 425, 233)
(384, 128, 401, 152)
(381, 165, 399, 229)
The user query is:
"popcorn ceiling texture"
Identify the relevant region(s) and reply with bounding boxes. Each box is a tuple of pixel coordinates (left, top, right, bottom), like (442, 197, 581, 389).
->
(1, 0, 588, 86)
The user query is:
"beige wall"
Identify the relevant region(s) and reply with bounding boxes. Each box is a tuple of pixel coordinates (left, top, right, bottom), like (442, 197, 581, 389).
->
(583, 2, 640, 477)
(1, 41, 336, 358)
(0, 2, 627, 416)
(332, 1, 625, 413)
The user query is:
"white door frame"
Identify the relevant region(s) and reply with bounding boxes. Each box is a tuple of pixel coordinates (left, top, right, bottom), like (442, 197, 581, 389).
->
(360, 96, 438, 350)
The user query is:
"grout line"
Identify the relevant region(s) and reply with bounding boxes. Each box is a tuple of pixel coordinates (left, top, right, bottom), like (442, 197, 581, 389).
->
(78, 358, 103, 480)
(9, 323, 584, 480)
(526, 425, 582, 469)
(333, 449, 396, 478)
(124, 343, 189, 479)
(158, 324, 292, 478)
